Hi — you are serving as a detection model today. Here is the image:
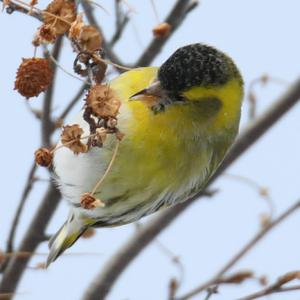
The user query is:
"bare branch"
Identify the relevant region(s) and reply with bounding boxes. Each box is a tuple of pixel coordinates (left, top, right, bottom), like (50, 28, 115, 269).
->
(82, 77, 300, 300)
(109, 13, 130, 47)
(108, 0, 130, 47)
(238, 284, 300, 300)
(5, 162, 37, 254)
(176, 199, 300, 300)
(3, 0, 42, 20)
(134, 0, 198, 67)
(0, 183, 61, 298)
(81, 0, 125, 69)
(41, 37, 63, 147)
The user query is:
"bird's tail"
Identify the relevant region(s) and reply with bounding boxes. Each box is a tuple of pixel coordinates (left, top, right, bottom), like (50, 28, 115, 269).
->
(46, 212, 88, 267)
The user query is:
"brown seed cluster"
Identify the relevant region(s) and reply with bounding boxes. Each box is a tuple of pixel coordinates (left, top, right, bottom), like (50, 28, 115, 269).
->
(15, 58, 53, 98)
(34, 148, 53, 167)
(33, 0, 76, 45)
(152, 22, 172, 38)
(69, 16, 102, 52)
(80, 193, 105, 209)
(61, 124, 88, 154)
(86, 84, 121, 119)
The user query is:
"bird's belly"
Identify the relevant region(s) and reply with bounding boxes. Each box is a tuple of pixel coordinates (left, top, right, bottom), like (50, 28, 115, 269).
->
(83, 135, 212, 225)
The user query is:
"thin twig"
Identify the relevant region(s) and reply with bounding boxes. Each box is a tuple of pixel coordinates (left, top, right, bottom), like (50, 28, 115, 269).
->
(82, 77, 300, 300)
(0, 184, 61, 298)
(176, 199, 300, 300)
(109, 12, 130, 47)
(46, 50, 88, 83)
(109, 0, 130, 47)
(134, 0, 198, 67)
(2, 0, 42, 20)
(81, 0, 126, 69)
(91, 141, 120, 195)
(237, 284, 300, 300)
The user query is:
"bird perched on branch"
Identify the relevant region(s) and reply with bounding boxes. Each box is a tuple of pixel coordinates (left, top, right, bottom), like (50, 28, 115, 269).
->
(47, 43, 244, 266)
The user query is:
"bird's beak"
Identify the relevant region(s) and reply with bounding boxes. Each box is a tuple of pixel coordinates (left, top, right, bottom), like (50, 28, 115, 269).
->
(129, 80, 163, 101)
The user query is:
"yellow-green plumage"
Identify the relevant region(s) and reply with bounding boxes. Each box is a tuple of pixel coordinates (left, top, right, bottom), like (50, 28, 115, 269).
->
(48, 44, 243, 265)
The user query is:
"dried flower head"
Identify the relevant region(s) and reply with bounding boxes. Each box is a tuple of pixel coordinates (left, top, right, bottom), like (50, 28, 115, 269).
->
(61, 124, 88, 154)
(80, 193, 105, 209)
(69, 15, 102, 52)
(15, 58, 53, 98)
(35, 148, 53, 167)
(78, 26, 102, 52)
(43, 0, 76, 35)
(69, 14, 85, 39)
(33, 24, 57, 46)
(86, 85, 121, 118)
(152, 22, 171, 38)
(81, 228, 96, 239)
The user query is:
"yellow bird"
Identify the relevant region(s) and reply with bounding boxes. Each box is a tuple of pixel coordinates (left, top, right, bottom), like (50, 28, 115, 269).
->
(48, 43, 243, 265)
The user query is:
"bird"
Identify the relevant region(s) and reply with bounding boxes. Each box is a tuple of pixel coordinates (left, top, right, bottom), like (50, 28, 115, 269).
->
(47, 43, 244, 266)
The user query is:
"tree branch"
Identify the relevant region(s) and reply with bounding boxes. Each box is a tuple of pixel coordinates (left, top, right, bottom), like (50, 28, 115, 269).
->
(237, 284, 300, 300)
(81, 0, 125, 69)
(176, 199, 300, 300)
(0, 183, 61, 298)
(82, 77, 300, 300)
(108, 0, 130, 47)
(41, 37, 63, 147)
(5, 162, 37, 254)
(134, 0, 198, 67)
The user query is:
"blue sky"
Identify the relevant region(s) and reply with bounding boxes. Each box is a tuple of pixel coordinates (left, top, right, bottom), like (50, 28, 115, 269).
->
(1, 0, 300, 299)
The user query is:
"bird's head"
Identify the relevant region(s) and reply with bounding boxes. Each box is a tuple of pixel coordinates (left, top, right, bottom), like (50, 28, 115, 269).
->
(130, 43, 243, 117)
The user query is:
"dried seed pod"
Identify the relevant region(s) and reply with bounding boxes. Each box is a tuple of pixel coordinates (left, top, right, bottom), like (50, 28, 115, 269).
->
(15, 58, 53, 98)
(33, 24, 57, 46)
(43, 0, 76, 35)
(222, 271, 254, 284)
(61, 124, 88, 154)
(80, 193, 105, 209)
(86, 85, 121, 118)
(152, 22, 171, 38)
(69, 15, 102, 52)
(69, 14, 85, 39)
(78, 25, 102, 52)
(35, 148, 53, 167)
